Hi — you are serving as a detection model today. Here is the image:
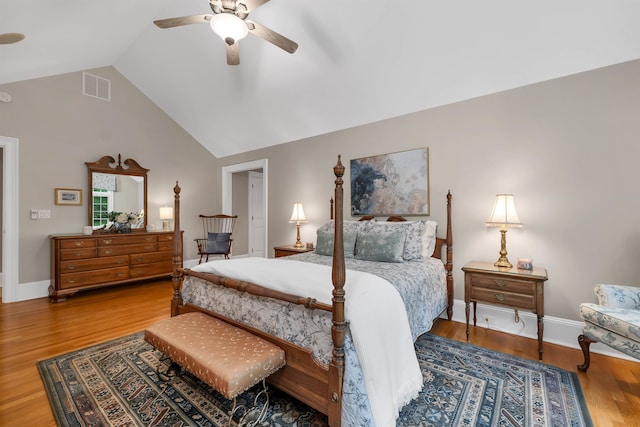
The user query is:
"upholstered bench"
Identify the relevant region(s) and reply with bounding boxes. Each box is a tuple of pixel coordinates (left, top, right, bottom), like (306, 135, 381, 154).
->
(144, 312, 285, 425)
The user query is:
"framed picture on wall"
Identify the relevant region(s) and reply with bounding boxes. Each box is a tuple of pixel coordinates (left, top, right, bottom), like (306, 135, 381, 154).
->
(350, 147, 430, 216)
(55, 188, 83, 206)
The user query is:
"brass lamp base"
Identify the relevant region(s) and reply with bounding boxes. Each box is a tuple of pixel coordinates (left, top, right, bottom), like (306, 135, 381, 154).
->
(293, 222, 304, 248)
(494, 256, 513, 269)
(494, 228, 513, 268)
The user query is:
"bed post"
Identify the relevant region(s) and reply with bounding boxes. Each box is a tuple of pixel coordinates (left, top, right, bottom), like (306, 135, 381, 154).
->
(328, 156, 345, 426)
(171, 181, 183, 317)
(445, 190, 453, 320)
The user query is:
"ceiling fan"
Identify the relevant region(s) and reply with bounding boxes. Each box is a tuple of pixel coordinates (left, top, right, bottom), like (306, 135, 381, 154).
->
(0, 33, 25, 44)
(154, 0, 298, 65)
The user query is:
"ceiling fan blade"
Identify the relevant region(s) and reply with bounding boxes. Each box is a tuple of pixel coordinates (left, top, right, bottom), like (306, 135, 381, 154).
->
(239, 0, 270, 12)
(245, 20, 298, 54)
(0, 32, 25, 44)
(225, 40, 240, 65)
(154, 14, 213, 29)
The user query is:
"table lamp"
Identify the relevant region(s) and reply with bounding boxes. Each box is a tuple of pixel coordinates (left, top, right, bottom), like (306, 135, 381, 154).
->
(289, 203, 307, 248)
(159, 206, 173, 231)
(485, 194, 522, 268)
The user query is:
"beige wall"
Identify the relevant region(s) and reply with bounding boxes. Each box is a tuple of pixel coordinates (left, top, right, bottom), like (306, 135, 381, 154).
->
(217, 58, 640, 322)
(2, 59, 640, 322)
(0, 66, 217, 284)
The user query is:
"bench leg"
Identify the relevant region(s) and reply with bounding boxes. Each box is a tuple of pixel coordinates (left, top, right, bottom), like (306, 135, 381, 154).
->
(231, 378, 270, 427)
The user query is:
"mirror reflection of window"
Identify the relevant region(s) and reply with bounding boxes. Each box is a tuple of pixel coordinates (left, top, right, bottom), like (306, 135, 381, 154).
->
(92, 188, 114, 228)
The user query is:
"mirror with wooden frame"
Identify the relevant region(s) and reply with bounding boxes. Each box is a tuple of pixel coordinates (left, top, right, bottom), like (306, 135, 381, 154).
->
(86, 154, 148, 231)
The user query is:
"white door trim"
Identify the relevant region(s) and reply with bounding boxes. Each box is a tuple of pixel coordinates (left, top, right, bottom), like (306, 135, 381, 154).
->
(1, 136, 19, 303)
(221, 159, 268, 258)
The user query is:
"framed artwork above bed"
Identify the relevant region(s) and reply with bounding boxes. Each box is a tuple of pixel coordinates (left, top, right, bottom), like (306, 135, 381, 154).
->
(350, 147, 430, 216)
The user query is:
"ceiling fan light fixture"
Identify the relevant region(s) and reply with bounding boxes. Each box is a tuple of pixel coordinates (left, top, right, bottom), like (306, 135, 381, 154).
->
(210, 13, 248, 43)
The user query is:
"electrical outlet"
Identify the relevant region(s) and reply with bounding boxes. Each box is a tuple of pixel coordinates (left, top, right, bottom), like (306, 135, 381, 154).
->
(30, 209, 38, 220)
(38, 210, 51, 219)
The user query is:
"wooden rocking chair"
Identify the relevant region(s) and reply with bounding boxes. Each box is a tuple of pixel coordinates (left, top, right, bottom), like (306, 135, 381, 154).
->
(195, 214, 237, 264)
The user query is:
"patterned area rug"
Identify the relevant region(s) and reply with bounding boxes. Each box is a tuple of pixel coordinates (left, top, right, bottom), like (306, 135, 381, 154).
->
(38, 332, 592, 426)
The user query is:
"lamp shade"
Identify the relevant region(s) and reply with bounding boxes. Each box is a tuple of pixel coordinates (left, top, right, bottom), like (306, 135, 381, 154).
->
(159, 206, 173, 220)
(486, 194, 522, 228)
(209, 13, 248, 42)
(289, 203, 307, 223)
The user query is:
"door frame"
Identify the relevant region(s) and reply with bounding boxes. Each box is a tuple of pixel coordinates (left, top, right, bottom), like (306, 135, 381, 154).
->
(221, 159, 268, 258)
(1, 136, 19, 303)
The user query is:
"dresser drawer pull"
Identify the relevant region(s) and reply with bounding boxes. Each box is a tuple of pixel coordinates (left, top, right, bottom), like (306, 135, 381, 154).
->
(116, 259, 126, 264)
(103, 239, 113, 245)
(74, 251, 84, 256)
(494, 280, 508, 288)
(167, 236, 173, 241)
(145, 237, 154, 242)
(134, 257, 143, 262)
(144, 245, 153, 251)
(66, 279, 77, 284)
(66, 265, 77, 270)
(494, 294, 507, 302)
(115, 273, 126, 277)
(73, 241, 84, 247)
(103, 249, 112, 255)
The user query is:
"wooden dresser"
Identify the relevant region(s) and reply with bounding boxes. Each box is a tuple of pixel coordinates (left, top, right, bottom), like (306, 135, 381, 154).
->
(49, 231, 180, 302)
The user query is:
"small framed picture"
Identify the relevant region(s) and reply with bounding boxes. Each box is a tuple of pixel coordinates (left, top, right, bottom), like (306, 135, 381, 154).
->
(55, 188, 82, 206)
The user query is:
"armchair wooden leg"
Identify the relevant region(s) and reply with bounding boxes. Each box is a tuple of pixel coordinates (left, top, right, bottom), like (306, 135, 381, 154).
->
(577, 334, 595, 372)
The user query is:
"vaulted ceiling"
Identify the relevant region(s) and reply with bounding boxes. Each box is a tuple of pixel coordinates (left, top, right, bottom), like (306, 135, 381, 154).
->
(2, 0, 640, 157)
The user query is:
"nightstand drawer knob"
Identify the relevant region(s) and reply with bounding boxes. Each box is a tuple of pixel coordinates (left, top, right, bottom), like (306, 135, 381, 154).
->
(494, 293, 507, 302)
(494, 280, 508, 288)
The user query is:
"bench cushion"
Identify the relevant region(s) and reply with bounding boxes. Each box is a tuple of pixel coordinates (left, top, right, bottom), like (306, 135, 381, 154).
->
(144, 312, 285, 399)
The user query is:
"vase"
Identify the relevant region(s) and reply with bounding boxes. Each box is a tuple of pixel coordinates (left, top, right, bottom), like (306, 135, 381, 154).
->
(117, 223, 131, 234)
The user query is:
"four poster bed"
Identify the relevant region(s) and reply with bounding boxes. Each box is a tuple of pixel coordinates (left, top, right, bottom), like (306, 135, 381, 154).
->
(169, 156, 453, 426)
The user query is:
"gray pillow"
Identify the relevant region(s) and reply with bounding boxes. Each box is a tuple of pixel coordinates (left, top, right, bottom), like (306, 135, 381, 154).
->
(205, 232, 231, 253)
(354, 229, 405, 263)
(315, 229, 357, 258)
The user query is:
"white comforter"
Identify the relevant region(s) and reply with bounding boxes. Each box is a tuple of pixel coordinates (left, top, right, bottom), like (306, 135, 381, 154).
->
(192, 257, 423, 427)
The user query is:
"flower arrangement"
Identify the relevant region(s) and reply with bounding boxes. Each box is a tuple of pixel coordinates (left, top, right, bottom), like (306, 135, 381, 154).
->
(106, 211, 140, 233)
(108, 211, 139, 225)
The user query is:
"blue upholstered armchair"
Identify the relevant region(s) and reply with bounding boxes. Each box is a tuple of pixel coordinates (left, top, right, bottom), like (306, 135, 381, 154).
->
(578, 284, 640, 371)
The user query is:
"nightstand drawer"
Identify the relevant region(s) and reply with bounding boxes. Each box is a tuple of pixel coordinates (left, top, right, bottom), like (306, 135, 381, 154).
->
(470, 287, 536, 309)
(468, 273, 535, 295)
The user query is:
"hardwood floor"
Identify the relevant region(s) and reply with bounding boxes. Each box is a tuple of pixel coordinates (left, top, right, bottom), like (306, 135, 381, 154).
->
(1, 280, 638, 426)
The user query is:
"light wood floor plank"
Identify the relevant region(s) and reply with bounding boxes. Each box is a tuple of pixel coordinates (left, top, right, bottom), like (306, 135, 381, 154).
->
(1, 280, 638, 426)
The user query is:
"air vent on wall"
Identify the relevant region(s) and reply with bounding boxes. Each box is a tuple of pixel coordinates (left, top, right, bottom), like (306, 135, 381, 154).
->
(83, 72, 111, 101)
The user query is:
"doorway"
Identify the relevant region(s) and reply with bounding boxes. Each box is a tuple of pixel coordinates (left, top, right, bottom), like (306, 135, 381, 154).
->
(221, 159, 268, 258)
(1, 136, 18, 303)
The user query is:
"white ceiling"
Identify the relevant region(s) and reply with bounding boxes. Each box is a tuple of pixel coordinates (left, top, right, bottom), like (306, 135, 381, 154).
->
(2, 0, 640, 158)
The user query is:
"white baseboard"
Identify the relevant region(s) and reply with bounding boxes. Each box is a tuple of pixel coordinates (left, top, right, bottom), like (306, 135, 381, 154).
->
(447, 299, 638, 363)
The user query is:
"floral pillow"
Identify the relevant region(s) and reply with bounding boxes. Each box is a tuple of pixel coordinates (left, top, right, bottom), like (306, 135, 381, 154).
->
(354, 229, 405, 263)
(315, 229, 357, 258)
(367, 219, 438, 261)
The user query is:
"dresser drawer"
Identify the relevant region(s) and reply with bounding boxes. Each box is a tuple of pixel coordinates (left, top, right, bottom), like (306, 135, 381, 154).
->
(98, 235, 158, 246)
(470, 287, 536, 309)
(157, 234, 175, 242)
(468, 273, 535, 295)
(59, 248, 98, 261)
(60, 255, 129, 273)
(59, 267, 130, 289)
(157, 242, 175, 251)
(130, 251, 172, 265)
(99, 243, 158, 256)
(59, 239, 97, 249)
(129, 261, 172, 278)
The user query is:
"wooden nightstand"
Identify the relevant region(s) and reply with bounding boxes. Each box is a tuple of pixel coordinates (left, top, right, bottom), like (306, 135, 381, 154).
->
(274, 245, 315, 258)
(462, 261, 549, 359)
